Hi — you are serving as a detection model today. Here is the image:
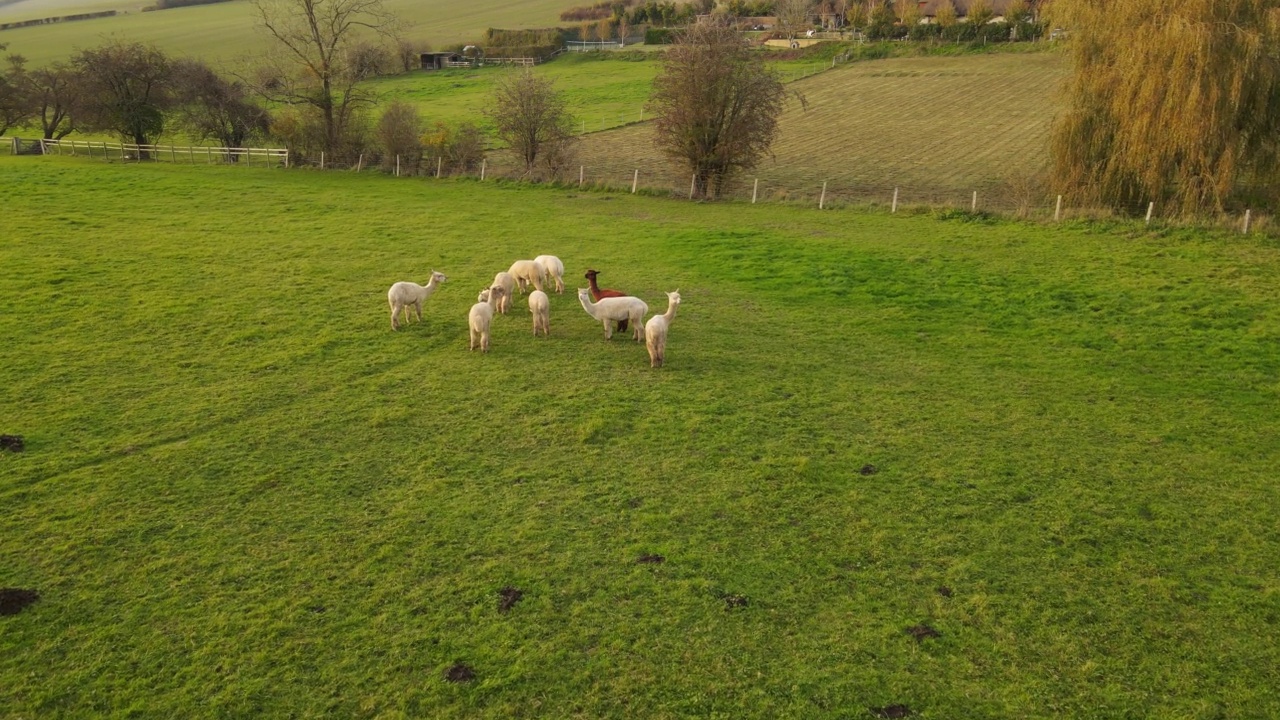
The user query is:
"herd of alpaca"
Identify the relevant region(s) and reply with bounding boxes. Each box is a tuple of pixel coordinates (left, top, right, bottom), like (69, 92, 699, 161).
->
(386, 258, 680, 367)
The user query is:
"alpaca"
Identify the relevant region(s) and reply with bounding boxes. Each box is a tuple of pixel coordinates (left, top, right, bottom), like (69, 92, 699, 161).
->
(578, 287, 647, 341)
(645, 290, 681, 368)
(584, 268, 629, 333)
(469, 286, 505, 352)
(387, 271, 447, 330)
(528, 290, 550, 337)
(508, 259, 545, 294)
(490, 271, 516, 314)
(534, 255, 565, 294)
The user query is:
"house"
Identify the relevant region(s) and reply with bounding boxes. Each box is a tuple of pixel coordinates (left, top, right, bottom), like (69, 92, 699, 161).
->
(419, 52, 464, 70)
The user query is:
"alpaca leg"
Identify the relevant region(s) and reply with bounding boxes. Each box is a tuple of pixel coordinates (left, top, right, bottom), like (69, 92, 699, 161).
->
(414, 301, 423, 323)
(390, 302, 400, 330)
(482, 329, 490, 353)
(469, 328, 477, 351)
(603, 320, 612, 340)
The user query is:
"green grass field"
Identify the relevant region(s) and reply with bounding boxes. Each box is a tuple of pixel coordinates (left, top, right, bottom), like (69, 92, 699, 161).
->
(3, 156, 1280, 718)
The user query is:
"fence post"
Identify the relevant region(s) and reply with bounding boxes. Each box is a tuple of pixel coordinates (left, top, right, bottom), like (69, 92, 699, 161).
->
(396, 155, 401, 177)
(690, 173, 696, 200)
(972, 190, 977, 212)
(820, 181, 827, 210)
(170, 145, 176, 163)
(1055, 194, 1062, 221)
(285, 150, 291, 169)
(892, 187, 899, 214)
(752, 178, 758, 204)
(1145, 201, 1154, 225)
(632, 169, 638, 194)
(321, 151, 325, 170)
(481, 159, 486, 180)
(582, 119, 586, 135)
(188, 146, 194, 164)
(1243, 209, 1252, 234)
(357, 154, 363, 172)
(436, 157, 442, 178)
(579, 165, 584, 187)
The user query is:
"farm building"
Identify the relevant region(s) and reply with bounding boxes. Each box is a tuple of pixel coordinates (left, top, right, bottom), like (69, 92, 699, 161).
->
(419, 52, 464, 70)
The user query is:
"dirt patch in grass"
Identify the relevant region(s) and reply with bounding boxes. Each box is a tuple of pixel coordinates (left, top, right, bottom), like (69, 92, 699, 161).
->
(723, 594, 749, 609)
(498, 586, 523, 614)
(907, 624, 941, 642)
(445, 663, 476, 683)
(637, 554, 665, 564)
(871, 704, 913, 718)
(0, 435, 25, 453)
(627, 497, 643, 508)
(936, 586, 953, 598)
(0, 588, 40, 615)
(860, 464, 877, 476)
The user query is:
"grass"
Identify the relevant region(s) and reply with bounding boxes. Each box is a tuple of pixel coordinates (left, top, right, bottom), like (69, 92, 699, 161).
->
(578, 50, 1067, 204)
(0, 0, 572, 66)
(3, 156, 1280, 718)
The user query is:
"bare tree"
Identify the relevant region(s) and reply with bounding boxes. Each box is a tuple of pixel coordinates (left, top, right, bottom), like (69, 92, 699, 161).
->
(26, 63, 79, 140)
(648, 21, 790, 199)
(486, 70, 575, 177)
(171, 60, 269, 154)
(395, 37, 421, 73)
(776, 0, 814, 39)
(248, 0, 399, 161)
(71, 41, 174, 155)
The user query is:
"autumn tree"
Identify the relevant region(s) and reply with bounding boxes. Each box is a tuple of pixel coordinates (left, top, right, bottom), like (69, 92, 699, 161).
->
(934, 0, 958, 28)
(648, 21, 789, 199)
(248, 0, 399, 161)
(1048, 0, 1280, 213)
(486, 69, 575, 177)
(374, 100, 422, 172)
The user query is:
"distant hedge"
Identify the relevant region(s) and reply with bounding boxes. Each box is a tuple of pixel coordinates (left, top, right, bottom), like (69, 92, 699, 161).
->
(645, 27, 677, 44)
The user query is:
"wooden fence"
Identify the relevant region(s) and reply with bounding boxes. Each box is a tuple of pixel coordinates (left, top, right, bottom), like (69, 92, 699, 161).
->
(32, 138, 289, 167)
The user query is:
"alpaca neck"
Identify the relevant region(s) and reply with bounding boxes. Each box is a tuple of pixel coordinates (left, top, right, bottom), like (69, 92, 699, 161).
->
(578, 293, 600, 319)
(587, 275, 602, 299)
(663, 301, 679, 323)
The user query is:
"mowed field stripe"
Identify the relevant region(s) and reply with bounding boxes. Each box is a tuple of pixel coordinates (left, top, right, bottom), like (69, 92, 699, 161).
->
(578, 52, 1067, 204)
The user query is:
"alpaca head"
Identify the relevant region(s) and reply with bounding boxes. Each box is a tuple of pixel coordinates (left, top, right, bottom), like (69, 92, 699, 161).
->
(477, 288, 490, 303)
(584, 269, 599, 281)
(431, 270, 448, 284)
(577, 287, 591, 302)
(668, 290, 681, 305)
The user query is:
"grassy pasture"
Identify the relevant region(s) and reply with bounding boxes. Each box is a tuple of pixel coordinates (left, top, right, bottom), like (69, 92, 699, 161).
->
(577, 51, 1067, 205)
(0, 0, 571, 66)
(3, 156, 1280, 717)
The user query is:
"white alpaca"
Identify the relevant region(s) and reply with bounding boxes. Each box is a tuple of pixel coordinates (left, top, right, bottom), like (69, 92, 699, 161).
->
(645, 290, 681, 368)
(533, 255, 565, 294)
(387, 271, 447, 331)
(490, 271, 516, 314)
(508, 259, 545, 294)
(577, 287, 647, 342)
(528, 290, 550, 337)
(469, 286, 505, 352)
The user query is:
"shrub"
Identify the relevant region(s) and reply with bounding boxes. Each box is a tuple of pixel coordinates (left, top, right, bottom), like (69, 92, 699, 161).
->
(645, 27, 677, 44)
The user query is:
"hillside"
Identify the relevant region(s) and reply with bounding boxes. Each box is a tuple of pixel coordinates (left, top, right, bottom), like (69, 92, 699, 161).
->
(575, 51, 1067, 207)
(0, 0, 571, 65)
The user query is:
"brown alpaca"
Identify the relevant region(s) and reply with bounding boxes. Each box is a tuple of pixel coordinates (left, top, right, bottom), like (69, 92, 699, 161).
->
(584, 268, 628, 333)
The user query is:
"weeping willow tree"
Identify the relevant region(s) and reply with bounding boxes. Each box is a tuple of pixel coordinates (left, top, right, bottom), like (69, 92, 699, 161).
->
(1049, 0, 1280, 214)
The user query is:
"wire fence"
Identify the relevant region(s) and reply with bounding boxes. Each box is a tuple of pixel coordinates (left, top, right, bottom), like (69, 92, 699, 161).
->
(8, 136, 1269, 234)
